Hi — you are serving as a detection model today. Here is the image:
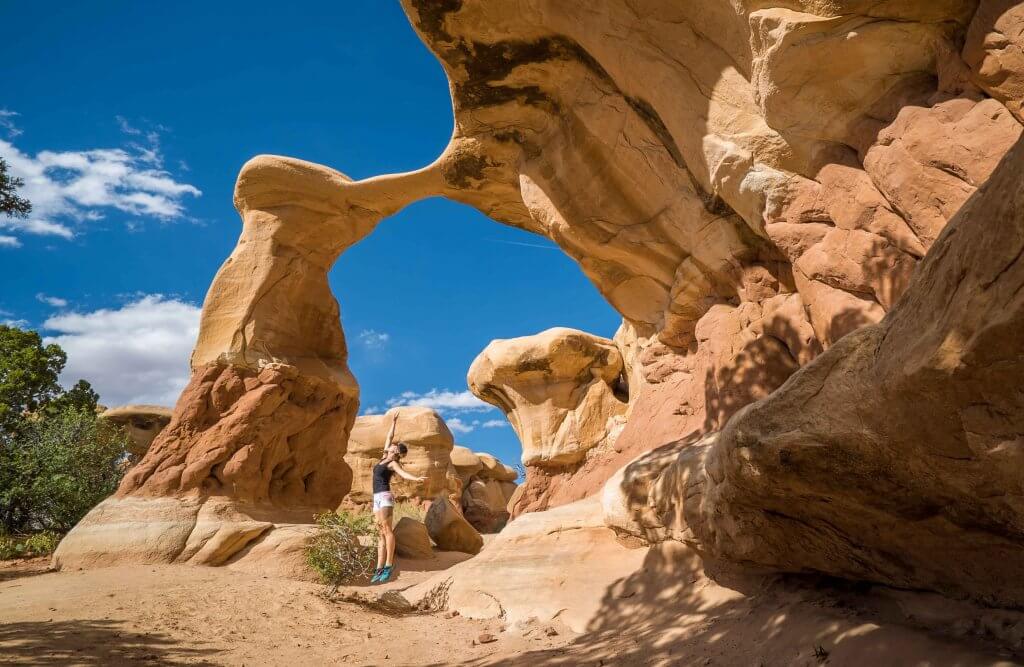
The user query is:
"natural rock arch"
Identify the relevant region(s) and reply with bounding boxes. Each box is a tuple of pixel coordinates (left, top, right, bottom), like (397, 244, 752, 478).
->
(55, 0, 1024, 609)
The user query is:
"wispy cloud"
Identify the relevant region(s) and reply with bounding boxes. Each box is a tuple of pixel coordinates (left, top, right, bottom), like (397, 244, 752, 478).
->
(36, 293, 68, 308)
(0, 110, 22, 138)
(481, 419, 508, 428)
(1, 309, 29, 328)
(447, 417, 476, 434)
(0, 113, 200, 245)
(385, 388, 493, 413)
(357, 329, 390, 349)
(43, 294, 201, 406)
(0, 235, 20, 248)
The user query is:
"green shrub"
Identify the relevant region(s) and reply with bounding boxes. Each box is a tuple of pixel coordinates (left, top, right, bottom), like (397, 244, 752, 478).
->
(0, 407, 131, 533)
(306, 510, 378, 592)
(0, 531, 61, 560)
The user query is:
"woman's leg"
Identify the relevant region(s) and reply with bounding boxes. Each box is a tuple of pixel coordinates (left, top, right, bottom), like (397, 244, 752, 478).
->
(373, 510, 386, 571)
(380, 507, 396, 567)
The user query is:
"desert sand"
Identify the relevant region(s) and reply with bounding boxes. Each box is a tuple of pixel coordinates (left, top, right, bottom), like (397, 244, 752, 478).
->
(2, 554, 1019, 667)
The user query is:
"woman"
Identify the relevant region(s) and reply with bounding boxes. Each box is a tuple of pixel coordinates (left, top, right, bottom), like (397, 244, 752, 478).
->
(371, 414, 426, 584)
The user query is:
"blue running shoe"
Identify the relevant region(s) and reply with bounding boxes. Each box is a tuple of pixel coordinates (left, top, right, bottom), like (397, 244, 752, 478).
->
(370, 567, 384, 583)
(378, 565, 394, 583)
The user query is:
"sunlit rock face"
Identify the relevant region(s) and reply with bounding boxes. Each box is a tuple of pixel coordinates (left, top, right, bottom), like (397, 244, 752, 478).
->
(56, 156, 444, 575)
(400, 0, 1023, 514)
(468, 328, 628, 468)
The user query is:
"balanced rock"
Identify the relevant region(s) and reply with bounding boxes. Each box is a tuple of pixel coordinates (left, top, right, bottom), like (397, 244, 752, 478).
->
(425, 497, 483, 555)
(394, 517, 434, 560)
(344, 406, 455, 503)
(449, 445, 482, 484)
(98, 405, 173, 458)
(469, 328, 628, 469)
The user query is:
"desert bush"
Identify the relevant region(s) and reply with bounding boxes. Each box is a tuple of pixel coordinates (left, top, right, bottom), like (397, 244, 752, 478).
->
(306, 510, 378, 592)
(0, 406, 131, 533)
(0, 531, 61, 560)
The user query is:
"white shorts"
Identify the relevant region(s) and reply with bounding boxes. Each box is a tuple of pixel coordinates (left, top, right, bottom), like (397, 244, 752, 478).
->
(373, 491, 394, 512)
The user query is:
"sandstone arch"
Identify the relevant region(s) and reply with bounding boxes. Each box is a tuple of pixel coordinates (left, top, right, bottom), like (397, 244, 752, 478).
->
(56, 0, 1024, 608)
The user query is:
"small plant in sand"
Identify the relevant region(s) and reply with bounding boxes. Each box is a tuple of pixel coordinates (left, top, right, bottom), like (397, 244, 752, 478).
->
(0, 531, 61, 560)
(306, 510, 378, 593)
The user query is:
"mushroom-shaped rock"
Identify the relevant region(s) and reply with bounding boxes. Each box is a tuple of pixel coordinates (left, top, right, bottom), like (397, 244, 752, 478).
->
(344, 406, 454, 503)
(449, 445, 483, 484)
(394, 517, 435, 560)
(468, 328, 628, 468)
(99, 405, 173, 458)
(476, 453, 518, 482)
(425, 497, 483, 555)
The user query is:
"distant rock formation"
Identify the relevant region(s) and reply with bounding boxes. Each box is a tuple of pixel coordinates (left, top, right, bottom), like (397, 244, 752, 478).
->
(98, 404, 172, 459)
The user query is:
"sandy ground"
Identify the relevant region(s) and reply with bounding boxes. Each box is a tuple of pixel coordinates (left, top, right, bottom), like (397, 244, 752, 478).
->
(0, 558, 570, 666)
(3, 549, 1023, 667)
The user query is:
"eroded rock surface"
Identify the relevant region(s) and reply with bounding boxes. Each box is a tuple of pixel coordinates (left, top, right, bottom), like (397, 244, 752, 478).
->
(607, 138, 1024, 606)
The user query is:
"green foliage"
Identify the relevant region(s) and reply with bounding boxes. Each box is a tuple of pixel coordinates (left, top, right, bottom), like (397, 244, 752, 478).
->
(0, 407, 131, 533)
(0, 325, 67, 436)
(0, 157, 31, 219)
(306, 510, 378, 592)
(44, 379, 100, 417)
(0, 323, 120, 534)
(0, 531, 61, 560)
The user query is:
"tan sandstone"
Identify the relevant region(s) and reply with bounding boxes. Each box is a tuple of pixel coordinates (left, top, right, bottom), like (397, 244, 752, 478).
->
(425, 497, 483, 555)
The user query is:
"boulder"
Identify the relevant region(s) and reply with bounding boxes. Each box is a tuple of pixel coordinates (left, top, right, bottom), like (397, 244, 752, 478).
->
(461, 478, 510, 534)
(344, 406, 455, 503)
(98, 405, 173, 458)
(394, 517, 434, 560)
(425, 497, 483, 555)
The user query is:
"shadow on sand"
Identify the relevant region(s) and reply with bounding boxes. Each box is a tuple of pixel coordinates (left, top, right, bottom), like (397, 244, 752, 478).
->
(0, 619, 221, 666)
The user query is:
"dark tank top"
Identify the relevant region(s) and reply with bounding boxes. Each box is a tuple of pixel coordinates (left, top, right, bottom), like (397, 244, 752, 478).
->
(372, 462, 394, 494)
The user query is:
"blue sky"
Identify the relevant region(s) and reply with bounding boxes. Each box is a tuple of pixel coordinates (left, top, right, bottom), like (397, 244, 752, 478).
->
(0, 2, 619, 466)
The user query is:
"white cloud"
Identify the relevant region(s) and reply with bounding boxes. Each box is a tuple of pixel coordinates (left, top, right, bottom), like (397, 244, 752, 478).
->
(0, 114, 200, 244)
(0, 235, 20, 247)
(2, 318, 29, 328)
(36, 293, 68, 308)
(357, 329, 390, 349)
(42, 294, 201, 406)
(481, 419, 508, 428)
(385, 388, 494, 413)
(447, 417, 476, 434)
